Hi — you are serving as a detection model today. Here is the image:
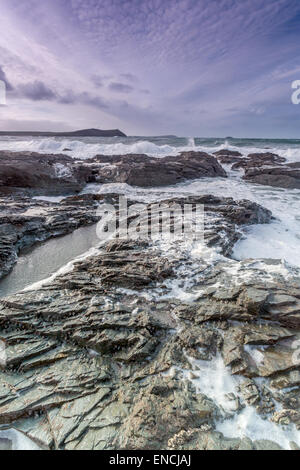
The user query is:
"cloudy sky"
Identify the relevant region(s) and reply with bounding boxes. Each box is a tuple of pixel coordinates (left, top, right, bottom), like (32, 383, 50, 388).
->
(0, 0, 300, 137)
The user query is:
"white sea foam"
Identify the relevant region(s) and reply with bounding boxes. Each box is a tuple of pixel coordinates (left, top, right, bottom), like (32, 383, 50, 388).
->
(175, 354, 300, 450)
(54, 163, 73, 178)
(216, 407, 300, 450)
(0, 138, 180, 159)
(87, 174, 300, 270)
(182, 354, 243, 413)
(1, 135, 300, 164)
(33, 195, 66, 203)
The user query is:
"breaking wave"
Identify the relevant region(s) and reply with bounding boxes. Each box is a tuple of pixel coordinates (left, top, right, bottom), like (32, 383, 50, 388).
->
(0, 135, 300, 163)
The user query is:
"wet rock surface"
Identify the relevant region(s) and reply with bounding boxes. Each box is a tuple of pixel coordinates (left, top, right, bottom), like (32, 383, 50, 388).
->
(2, 150, 300, 194)
(243, 164, 300, 189)
(0, 151, 90, 196)
(85, 151, 227, 187)
(232, 152, 286, 170)
(141, 195, 273, 256)
(0, 151, 227, 195)
(221, 151, 300, 190)
(0, 219, 299, 449)
(213, 150, 243, 165)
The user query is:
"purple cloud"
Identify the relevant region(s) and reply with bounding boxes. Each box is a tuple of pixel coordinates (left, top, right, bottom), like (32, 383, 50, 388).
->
(109, 82, 134, 93)
(1, 0, 300, 136)
(58, 90, 108, 109)
(120, 73, 138, 82)
(18, 81, 57, 101)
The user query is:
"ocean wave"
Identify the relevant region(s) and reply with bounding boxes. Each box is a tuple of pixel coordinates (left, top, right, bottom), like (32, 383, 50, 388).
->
(0, 138, 181, 159)
(0, 136, 300, 163)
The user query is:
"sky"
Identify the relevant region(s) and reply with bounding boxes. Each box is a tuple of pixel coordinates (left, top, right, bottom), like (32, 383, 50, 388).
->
(0, 0, 300, 137)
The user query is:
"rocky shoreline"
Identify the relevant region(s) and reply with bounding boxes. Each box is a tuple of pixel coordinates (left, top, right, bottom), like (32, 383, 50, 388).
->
(0, 150, 300, 450)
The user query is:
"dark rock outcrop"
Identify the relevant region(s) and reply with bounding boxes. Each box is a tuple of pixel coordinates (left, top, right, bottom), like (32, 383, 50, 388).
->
(243, 165, 300, 189)
(213, 150, 243, 165)
(0, 151, 226, 196)
(232, 152, 286, 171)
(0, 181, 297, 450)
(142, 195, 273, 256)
(86, 151, 227, 187)
(0, 151, 90, 196)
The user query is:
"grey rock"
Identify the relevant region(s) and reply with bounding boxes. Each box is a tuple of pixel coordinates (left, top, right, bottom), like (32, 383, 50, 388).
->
(0, 151, 90, 196)
(243, 164, 300, 189)
(86, 151, 227, 187)
(232, 152, 286, 170)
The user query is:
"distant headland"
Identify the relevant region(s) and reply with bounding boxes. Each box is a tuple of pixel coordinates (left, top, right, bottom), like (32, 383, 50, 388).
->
(0, 128, 127, 137)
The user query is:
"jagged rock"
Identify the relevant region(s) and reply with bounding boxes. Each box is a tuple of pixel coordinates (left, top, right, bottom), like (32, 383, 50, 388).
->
(0, 265, 299, 449)
(243, 164, 300, 189)
(190, 283, 300, 328)
(113, 377, 216, 450)
(139, 195, 273, 257)
(232, 152, 286, 171)
(86, 151, 227, 187)
(177, 326, 223, 361)
(238, 379, 260, 406)
(272, 409, 300, 429)
(167, 429, 282, 450)
(77, 247, 174, 290)
(271, 370, 300, 390)
(213, 150, 243, 165)
(214, 150, 243, 157)
(0, 151, 91, 196)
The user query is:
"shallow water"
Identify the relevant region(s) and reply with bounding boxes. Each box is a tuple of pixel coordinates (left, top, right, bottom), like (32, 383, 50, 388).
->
(0, 224, 100, 298)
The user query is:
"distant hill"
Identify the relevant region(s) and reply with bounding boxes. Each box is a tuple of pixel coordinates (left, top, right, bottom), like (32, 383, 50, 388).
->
(0, 128, 127, 137)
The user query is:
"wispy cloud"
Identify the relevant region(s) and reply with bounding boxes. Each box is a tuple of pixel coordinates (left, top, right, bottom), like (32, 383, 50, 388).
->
(109, 82, 134, 93)
(1, 0, 300, 136)
(18, 80, 57, 101)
